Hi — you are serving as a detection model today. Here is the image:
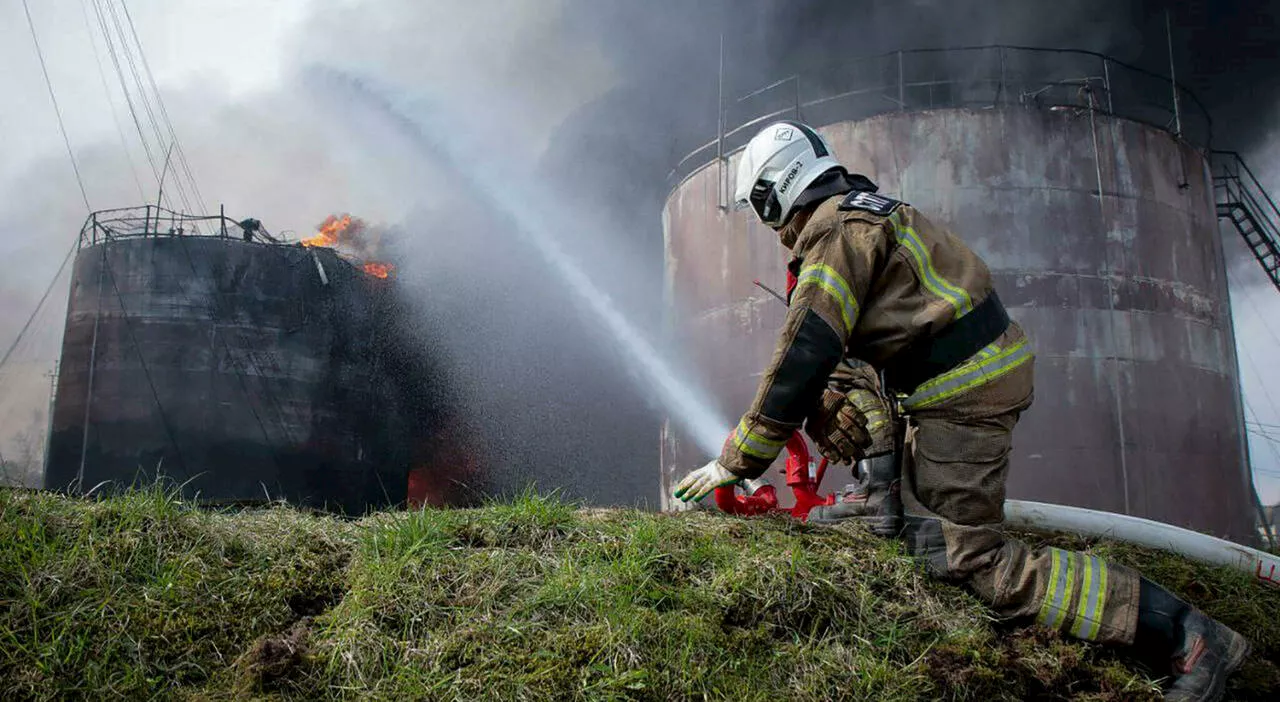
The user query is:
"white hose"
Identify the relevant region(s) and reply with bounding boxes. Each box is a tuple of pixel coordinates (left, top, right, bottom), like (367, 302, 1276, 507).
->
(1004, 500, 1280, 589)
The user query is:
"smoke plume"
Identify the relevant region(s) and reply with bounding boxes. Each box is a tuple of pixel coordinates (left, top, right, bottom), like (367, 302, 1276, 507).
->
(3, 0, 1280, 503)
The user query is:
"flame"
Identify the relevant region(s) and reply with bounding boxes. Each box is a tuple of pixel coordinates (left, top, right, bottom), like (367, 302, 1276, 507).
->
(363, 262, 395, 279)
(302, 213, 395, 279)
(301, 214, 352, 248)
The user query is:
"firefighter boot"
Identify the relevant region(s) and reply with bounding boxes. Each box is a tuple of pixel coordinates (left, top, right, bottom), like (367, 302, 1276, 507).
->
(1134, 577, 1250, 702)
(806, 452, 902, 537)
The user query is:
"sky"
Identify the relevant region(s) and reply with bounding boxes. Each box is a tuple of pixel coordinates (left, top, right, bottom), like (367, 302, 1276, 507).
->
(0, 0, 1279, 507)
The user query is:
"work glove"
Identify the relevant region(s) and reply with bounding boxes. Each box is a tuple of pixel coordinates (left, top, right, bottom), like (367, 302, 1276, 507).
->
(804, 387, 873, 465)
(673, 459, 740, 503)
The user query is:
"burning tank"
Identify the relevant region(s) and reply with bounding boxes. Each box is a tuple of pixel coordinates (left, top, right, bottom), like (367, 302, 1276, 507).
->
(43, 206, 467, 514)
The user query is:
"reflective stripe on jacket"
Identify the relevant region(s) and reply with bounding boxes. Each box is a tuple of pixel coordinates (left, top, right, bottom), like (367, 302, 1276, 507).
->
(717, 193, 1024, 479)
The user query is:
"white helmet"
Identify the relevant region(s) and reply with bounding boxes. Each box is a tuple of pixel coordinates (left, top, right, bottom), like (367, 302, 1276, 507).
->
(734, 121, 843, 228)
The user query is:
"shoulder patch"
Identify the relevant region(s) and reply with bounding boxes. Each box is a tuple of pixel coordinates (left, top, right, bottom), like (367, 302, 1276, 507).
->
(838, 191, 902, 216)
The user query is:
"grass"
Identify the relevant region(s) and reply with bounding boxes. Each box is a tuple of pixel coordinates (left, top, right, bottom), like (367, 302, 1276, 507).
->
(0, 487, 1276, 701)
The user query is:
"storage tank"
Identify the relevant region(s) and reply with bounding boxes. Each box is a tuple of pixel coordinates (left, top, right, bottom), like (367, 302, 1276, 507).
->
(660, 47, 1254, 542)
(43, 207, 436, 514)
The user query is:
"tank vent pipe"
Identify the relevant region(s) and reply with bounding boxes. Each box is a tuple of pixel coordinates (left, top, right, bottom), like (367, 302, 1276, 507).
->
(310, 249, 329, 286)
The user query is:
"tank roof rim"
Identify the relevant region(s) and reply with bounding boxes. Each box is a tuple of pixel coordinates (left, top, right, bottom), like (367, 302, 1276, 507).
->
(666, 106, 1210, 202)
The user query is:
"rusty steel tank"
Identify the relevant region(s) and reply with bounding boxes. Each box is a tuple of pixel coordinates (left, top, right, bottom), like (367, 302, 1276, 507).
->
(43, 207, 462, 514)
(660, 47, 1254, 542)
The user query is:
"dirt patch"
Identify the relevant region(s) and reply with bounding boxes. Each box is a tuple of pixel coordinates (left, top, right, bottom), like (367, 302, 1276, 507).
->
(287, 584, 344, 618)
(235, 618, 311, 692)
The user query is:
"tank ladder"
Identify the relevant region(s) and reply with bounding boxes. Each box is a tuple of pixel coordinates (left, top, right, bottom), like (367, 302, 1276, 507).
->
(1214, 151, 1280, 292)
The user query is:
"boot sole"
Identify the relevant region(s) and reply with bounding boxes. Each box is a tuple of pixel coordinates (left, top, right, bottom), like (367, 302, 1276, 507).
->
(1217, 631, 1252, 697)
(807, 514, 903, 538)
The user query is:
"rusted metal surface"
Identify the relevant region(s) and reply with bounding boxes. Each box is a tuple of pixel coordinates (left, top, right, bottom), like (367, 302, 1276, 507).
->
(44, 236, 457, 514)
(662, 107, 1254, 542)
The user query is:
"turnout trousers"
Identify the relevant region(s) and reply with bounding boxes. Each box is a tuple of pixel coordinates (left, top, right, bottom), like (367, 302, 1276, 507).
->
(881, 324, 1141, 644)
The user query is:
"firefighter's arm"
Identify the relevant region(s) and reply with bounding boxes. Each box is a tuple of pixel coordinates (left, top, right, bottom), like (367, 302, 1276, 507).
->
(717, 222, 884, 479)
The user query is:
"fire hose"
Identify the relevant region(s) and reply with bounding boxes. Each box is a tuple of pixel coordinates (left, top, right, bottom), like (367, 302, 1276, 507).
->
(718, 279, 1277, 587)
(713, 434, 1280, 589)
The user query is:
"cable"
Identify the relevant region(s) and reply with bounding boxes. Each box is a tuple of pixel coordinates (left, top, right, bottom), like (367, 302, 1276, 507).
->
(104, 209, 295, 458)
(1232, 297, 1280, 511)
(1250, 431, 1280, 446)
(0, 239, 74, 486)
(90, 0, 187, 221)
(1237, 282, 1280, 350)
(39, 0, 304, 485)
(119, 0, 210, 216)
(0, 293, 60, 448)
(91, 0, 162, 192)
(1228, 256, 1280, 419)
(1249, 428, 1280, 446)
(0, 239, 77, 376)
(100, 251, 186, 468)
(78, 0, 146, 201)
(102, 0, 195, 214)
(21, 0, 92, 212)
(102, 0, 200, 222)
(1244, 399, 1280, 483)
(77, 209, 297, 463)
(231, 342, 297, 446)
(0, 283, 57, 375)
(165, 231, 297, 451)
(1227, 277, 1280, 523)
(1239, 345, 1280, 424)
(1239, 351, 1280, 485)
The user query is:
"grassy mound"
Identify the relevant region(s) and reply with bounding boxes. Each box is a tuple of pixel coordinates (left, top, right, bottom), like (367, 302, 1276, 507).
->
(0, 487, 1276, 701)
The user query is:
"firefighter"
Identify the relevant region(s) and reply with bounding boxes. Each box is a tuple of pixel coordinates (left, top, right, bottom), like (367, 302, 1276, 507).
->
(673, 121, 1250, 701)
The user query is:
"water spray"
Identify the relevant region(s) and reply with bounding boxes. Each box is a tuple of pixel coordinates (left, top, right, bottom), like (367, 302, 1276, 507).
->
(305, 68, 731, 457)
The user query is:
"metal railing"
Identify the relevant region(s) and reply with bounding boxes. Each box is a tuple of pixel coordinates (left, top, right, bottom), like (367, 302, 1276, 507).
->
(78, 205, 281, 249)
(670, 45, 1213, 190)
(1213, 151, 1280, 292)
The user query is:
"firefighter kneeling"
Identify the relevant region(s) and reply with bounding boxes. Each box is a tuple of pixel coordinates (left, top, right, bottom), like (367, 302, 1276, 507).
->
(673, 121, 1250, 702)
